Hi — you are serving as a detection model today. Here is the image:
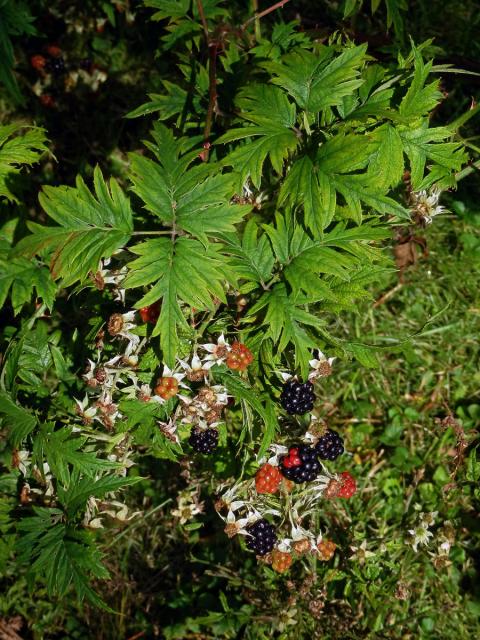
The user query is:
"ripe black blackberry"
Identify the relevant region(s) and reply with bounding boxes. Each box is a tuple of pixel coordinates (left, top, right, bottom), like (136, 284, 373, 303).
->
(315, 429, 344, 461)
(46, 57, 65, 75)
(280, 379, 315, 415)
(279, 444, 321, 484)
(189, 427, 218, 454)
(245, 519, 277, 556)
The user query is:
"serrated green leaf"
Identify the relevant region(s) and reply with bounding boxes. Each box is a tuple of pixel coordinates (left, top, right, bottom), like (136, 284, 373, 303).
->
(17, 509, 112, 609)
(399, 50, 443, 120)
(248, 283, 323, 377)
(217, 85, 299, 187)
(0, 125, 47, 201)
(60, 473, 142, 517)
(13, 166, 133, 286)
(124, 237, 231, 365)
(32, 425, 121, 486)
(399, 123, 467, 189)
(0, 255, 55, 313)
(130, 125, 250, 241)
(0, 391, 37, 445)
(265, 44, 367, 113)
(221, 220, 275, 290)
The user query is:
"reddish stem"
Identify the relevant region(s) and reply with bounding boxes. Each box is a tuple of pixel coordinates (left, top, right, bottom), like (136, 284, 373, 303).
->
(242, 0, 291, 30)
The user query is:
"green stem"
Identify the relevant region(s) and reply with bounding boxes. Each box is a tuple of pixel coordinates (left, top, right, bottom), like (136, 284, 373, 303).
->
(456, 158, 480, 181)
(132, 230, 173, 236)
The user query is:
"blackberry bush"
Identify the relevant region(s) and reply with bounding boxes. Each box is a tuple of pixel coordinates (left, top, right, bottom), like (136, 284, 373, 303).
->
(0, 0, 470, 619)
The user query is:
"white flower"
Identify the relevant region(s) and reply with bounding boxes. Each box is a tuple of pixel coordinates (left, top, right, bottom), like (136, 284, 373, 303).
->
(74, 396, 98, 422)
(201, 333, 230, 365)
(218, 484, 247, 515)
(408, 525, 433, 552)
(308, 349, 335, 380)
(157, 417, 180, 444)
(178, 354, 214, 377)
(107, 311, 140, 355)
(16, 450, 31, 476)
(420, 511, 438, 528)
(411, 187, 447, 224)
(263, 444, 289, 466)
(223, 509, 253, 537)
(349, 540, 376, 563)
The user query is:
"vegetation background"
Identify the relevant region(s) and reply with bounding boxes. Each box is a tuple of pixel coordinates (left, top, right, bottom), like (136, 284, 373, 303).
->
(0, 1, 479, 639)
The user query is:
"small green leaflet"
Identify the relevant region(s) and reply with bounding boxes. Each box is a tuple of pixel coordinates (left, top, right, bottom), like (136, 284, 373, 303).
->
(0, 391, 37, 446)
(279, 155, 337, 236)
(126, 80, 203, 121)
(399, 49, 443, 120)
(144, 0, 191, 21)
(0, 124, 47, 201)
(221, 219, 275, 293)
(129, 124, 250, 242)
(399, 123, 466, 190)
(247, 283, 324, 377)
(32, 424, 121, 487)
(0, 219, 55, 313)
(217, 84, 299, 188)
(216, 370, 278, 459)
(58, 472, 142, 518)
(0, 255, 55, 314)
(13, 166, 133, 287)
(124, 237, 233, 365)
(17, 508, 112, 608)
(264, 44, 367, 114)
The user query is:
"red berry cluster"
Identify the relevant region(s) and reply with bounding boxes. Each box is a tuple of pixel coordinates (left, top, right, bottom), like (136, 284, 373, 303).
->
(255, 464, 282, 494)
(271, 549, 293, 573)
(154, 376, 179, 400)
(317, 539, 336, 561)
(226, 342, 253, 371)
(139, 301, 160, 324)
(281, 447, 301, 468)
(337, 471, 356, 498)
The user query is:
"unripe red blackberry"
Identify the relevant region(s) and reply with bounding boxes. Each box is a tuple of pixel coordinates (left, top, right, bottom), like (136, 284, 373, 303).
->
(31, 55, 46, 71)
(189, 427, 218, 454)
(154, 376, 179, 400)
(315, 429, 344, 461)
(255, 464, 282, 494)
(317, 539, 336, 561)
(245, 519, 277, 556)
(279, 444, 320, 484)
(271, 550, 293, 573)
(337, 471, 356, 498)
(226, 342, 253, 371)
(280, 379, 315, 415)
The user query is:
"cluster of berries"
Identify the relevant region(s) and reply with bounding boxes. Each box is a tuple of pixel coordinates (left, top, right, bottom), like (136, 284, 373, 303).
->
(245, 518, 339, 570)
(280, 379, 315, 415)
(30, 43, 108, 108)
(254, 429, 344, 491)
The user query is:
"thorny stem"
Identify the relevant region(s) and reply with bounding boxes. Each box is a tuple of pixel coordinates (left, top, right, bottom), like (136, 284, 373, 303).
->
(241, 0, 291, 30)
(195, 0, 218, 160)
(203, 42, 218, 156)
(196, 0, 209, 40)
